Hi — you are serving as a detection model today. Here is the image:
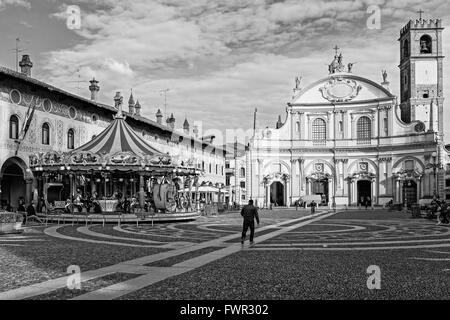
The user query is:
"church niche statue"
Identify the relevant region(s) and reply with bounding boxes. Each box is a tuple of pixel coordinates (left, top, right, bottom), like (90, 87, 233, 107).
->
(382, 70, 388, 83)
(329, 52, 345, 74)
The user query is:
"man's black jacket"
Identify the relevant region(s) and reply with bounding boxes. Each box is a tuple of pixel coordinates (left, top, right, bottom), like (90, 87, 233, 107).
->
(241, 205, 260, 224)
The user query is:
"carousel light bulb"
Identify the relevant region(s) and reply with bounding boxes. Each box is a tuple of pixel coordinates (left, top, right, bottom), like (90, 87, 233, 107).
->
(98, 166, 102, 170)
(106, 166, 110, 170)
(60, 166, 65, 171)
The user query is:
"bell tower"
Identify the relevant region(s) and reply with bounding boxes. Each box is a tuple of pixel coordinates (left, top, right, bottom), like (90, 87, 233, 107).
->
(399, 13, 444, 133)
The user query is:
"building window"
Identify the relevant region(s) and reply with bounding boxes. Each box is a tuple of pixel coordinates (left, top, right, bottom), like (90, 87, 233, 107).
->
(42, 123, 50, 145)
(445, 179, 450, 188)
(9, 115, 19, 139)
(240, 167, 245, 177)
(356, 116, 371, 144)
(221, 166, 224, 175)
(241, 195, 246, 200)
(338, 121, 343, 132)
(202, 161, 205, 171)
(384, 118, 388, 133)
(209, 163, 212, 173)
(240, 181, 246, 189)
(225, 163, 230, 169)
(67, 129, 75, 150)
(215, 164, 218, 174)
(312, 118, 326, 143)
(420, 35, 432, 54)
(296, 122, 300, 133)
(226, 176, 231, 186)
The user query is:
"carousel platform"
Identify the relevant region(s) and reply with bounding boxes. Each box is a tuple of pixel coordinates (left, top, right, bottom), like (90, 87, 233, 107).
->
(37, 211, 201, 225)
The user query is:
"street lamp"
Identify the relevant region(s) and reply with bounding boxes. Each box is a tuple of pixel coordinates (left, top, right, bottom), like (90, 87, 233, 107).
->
(426, 151, 441, 198)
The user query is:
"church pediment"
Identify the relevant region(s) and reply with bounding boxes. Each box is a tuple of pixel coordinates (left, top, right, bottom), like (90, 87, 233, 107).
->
(291, 74, 395, 105)
(319, 77, 362, 103)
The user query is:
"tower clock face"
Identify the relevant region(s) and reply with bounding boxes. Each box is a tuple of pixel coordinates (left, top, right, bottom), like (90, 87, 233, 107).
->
(415, 61, 438, 85)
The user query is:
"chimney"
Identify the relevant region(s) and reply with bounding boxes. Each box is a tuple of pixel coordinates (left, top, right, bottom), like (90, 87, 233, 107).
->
(89, 78, 100, 101)
(166, 113, 175, 129)
(134, 100, 141, 116)
(19, 55, 33, 77)
(183, 118, 190, 135)
(128, 91, 135, 114)
(156, 109, 163, 125)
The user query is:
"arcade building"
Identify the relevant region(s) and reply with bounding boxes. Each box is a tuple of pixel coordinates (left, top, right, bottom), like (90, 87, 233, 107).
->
(0, 58, 226, 211)
(246, 17, 448, 208)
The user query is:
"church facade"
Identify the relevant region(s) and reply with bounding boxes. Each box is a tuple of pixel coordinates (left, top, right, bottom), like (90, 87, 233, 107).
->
(246, 17, 448, 208)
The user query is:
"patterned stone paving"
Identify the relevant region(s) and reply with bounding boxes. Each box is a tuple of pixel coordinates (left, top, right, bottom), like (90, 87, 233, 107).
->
(2, 209, 450, 300)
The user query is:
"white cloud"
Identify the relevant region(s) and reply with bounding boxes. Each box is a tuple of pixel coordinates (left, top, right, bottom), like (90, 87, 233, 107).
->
(0, 0, 30, 11)
(37, 0, 450, 141)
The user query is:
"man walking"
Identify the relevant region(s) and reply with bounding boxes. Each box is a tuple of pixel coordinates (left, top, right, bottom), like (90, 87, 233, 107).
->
(241, 200, 260, 245)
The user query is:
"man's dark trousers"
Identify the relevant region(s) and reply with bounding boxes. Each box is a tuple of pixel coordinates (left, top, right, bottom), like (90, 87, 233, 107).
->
(242, 220, 255, 242)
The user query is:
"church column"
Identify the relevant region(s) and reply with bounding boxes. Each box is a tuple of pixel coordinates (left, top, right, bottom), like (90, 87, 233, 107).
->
(307, 115, 311, 141)
(347, 178, 351, 205)
(298, 158, 305, 195)
(342, 159, 349, 197)
(386, 158, 393, 195)
(395, 178, 400, 203)
(350, 113, 355, 140)
(328, 178, 333, 206)
(299, 112, 304, 140)
(290, 159, 296, 205)
(371, 178, 376, 206)
(373, 109, 378, 139)
(387, 106, 394, 139)
(327, 111, 333, 140)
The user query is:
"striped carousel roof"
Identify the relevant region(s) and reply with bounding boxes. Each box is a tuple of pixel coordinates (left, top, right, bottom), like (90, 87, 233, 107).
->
(73, 95, 164, 158)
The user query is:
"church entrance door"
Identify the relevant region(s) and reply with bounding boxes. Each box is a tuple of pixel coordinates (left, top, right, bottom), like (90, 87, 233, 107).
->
(270, 182, 284, 207)
(312, 179, 329, 205)
(357, 180, 371, 206)
(403, 180, 417, 206)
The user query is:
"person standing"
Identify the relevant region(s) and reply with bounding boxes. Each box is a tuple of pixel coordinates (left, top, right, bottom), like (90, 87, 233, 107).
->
(241, 200, 260, 245)
(437, 199, 448, 225)
(18, 197, 26, 212)
(310, 200, 317, 214)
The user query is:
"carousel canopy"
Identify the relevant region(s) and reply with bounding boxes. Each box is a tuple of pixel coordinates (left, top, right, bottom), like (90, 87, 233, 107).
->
(29, 92, 198, 176)
(73, 109, 163, 158)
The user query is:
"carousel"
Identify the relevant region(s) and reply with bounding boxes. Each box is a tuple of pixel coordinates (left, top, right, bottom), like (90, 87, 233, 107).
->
(29, 92, 201, 222)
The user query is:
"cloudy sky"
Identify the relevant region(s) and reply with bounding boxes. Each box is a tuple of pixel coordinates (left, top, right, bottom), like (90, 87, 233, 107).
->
(1, 0, 450, 143)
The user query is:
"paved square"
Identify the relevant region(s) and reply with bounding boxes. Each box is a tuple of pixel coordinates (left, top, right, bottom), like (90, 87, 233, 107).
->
(1, 209, 449, 300)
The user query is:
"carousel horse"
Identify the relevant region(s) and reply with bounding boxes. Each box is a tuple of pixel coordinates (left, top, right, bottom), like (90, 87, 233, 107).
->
(152, 181, 177, 213)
